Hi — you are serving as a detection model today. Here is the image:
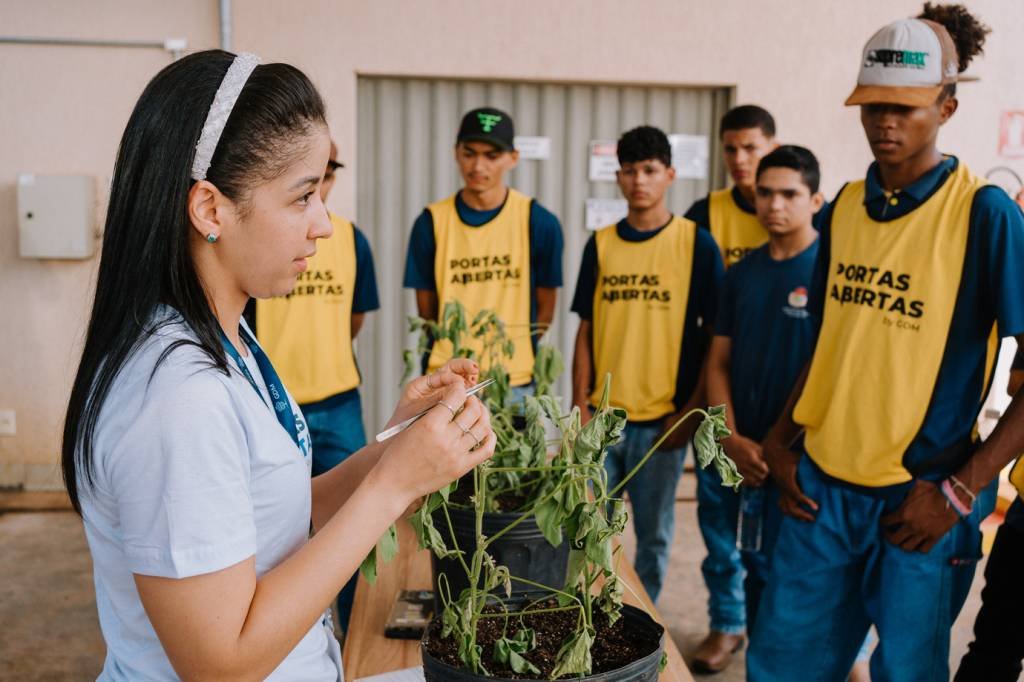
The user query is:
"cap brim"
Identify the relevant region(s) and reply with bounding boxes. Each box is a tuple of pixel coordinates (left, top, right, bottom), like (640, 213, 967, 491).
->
(845, 84, 943, 107)
(457, 134, 513, 151)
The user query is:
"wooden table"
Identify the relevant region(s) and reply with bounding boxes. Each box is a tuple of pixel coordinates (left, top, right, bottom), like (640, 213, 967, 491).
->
(343, 519, 693, 681)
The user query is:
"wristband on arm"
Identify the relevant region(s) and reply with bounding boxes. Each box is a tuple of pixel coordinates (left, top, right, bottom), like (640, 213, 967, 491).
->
(940, 476, 975, 518)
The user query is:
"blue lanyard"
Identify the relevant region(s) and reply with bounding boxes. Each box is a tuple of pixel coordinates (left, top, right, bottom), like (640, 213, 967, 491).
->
(220, 326, 302, 452)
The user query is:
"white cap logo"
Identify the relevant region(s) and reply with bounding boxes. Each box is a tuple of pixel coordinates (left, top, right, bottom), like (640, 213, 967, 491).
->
(858, 19, 942, 87)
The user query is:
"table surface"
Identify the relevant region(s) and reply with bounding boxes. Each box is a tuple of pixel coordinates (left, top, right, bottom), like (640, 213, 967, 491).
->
(342, 519, 693, 681)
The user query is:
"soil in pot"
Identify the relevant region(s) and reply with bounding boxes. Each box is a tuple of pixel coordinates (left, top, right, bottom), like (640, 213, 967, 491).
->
(423, 601, 664, 680)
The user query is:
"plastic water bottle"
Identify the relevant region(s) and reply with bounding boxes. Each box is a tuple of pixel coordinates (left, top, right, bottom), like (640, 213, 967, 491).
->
(737, 487, 764, 552)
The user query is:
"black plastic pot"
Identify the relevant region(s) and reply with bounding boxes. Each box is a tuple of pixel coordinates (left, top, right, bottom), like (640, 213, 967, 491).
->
(431, 504, 569, 611)
(421, 604, 665, 681)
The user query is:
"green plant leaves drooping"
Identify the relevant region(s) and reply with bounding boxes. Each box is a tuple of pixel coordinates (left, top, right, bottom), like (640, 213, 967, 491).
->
(550, 626, 595, 679)
(358, 523, 399, 584)
(693, 404, 742, 490)
(493, 628, 540, 675)
(398, 305, 745, 679)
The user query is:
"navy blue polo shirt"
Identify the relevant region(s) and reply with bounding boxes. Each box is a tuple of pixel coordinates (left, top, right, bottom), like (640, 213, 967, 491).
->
(717, 239, 819, 442)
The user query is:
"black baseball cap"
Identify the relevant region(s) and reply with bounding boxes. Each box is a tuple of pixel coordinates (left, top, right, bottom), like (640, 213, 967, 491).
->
(457, 107, 515, 151)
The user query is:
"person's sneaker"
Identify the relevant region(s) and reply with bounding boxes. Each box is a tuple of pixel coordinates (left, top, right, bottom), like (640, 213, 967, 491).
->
(692, 631, 745, 674)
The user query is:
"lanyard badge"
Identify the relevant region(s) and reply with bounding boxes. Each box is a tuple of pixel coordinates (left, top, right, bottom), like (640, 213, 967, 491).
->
(219, 327, 305, 455)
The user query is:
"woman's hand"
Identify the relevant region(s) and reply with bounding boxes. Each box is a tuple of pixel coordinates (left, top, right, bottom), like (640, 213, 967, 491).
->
(385, 359, 480, 429)
(376, 378, 497, 506)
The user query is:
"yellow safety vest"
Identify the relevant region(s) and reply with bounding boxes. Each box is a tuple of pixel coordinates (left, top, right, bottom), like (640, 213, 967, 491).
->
(590, 216, 696, 421)
(256, 213, 361, 404)
(708, 188, 767, 268)
(428, 189, 534, 386)
(794, 163, 990, 486)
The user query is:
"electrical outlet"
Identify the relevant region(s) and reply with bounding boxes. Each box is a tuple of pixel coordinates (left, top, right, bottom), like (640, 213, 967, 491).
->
(0, 410, 15, 436)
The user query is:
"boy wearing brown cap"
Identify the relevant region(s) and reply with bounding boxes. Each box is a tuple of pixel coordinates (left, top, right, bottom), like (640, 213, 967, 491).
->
(748, 5, 1024, 680)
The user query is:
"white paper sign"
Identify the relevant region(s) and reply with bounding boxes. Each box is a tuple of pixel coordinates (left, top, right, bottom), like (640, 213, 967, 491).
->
(514, 136, 551, 160)
(669, 134, 709, 179)
(585, 198, 628, 231)
(588, 140, 620, 182)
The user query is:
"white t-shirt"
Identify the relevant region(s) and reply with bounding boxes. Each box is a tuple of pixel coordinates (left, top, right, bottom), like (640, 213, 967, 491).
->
(79, 308, 342, 681)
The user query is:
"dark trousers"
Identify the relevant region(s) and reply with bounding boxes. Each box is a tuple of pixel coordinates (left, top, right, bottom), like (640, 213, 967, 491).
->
(955, 502, 1024, 682)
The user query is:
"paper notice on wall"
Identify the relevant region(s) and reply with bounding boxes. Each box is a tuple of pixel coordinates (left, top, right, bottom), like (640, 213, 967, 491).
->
(998, 111, 1024, 158)
(585, 198, 628, 231)
(588, 140, 620, 182)
(514, 136, 551, 160)
(669, 134, 709, 179)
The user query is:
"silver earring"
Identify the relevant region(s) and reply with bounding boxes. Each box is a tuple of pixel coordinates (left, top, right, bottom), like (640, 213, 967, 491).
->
(206, 233, 218, 243)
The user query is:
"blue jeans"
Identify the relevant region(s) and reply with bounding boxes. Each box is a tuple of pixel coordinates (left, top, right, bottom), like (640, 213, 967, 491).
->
(603, 420, 685, 603)
(302, 389, 367, 632)
(748, 457, 994, 682)
(695, 463, 746, 634)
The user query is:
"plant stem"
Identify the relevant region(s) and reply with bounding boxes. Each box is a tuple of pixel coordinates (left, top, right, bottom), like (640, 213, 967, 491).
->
(608, 408, 709, 498)
(509, 575, 583, 605)
(477, 605, 582, 619)
(482, 480, 567, 548)
(440, 502, 472, 577)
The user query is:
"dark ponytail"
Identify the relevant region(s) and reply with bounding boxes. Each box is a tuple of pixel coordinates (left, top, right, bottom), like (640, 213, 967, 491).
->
(62, 50, 326, 513)
(918, 3, 991, 73)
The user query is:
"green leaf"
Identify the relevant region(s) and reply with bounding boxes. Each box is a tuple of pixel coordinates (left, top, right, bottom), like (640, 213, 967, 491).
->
(598, 570, 624, 625)
(659, 652, 669, 673)
(692, 407, 743, 491)
(608, 498, 628, 535)
(401, 349, 417, 385)
(550, 627, 594, 679)
(562, 548, 588, 600)
(714, 448, 744, 491)
(441, 602, 459, 638)
(693, 417, 718, 469)
(534, 495, 564, 547)
(379, 523, 399, 563)
(358, 545, 377, 584)
(493, 629, 540, 675)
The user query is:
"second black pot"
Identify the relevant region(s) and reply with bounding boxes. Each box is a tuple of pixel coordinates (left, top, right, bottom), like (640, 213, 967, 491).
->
(430, 504, 569, 611)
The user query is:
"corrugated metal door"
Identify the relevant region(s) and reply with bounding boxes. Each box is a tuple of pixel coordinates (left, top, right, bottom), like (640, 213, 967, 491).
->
(355, 76, 731, 432)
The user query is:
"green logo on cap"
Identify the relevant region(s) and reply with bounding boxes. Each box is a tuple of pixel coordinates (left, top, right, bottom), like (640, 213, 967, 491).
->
(865, 49, 928, 68)
(477, 112, 503, 132)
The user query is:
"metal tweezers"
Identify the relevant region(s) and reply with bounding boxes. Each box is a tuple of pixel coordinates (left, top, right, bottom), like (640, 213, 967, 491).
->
(374, 377, 496, 443)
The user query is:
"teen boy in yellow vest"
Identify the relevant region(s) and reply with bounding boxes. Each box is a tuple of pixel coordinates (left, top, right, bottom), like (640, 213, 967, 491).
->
(748, 7, 1024, 680)
(571, 126, 723, 603)
(403, 108, 563, 391)
(685, 105, 779, 269)
(249, 141, 380, 633)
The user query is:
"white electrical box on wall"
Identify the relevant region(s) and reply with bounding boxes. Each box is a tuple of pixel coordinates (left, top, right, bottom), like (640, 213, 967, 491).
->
(17, 174, 97, 259)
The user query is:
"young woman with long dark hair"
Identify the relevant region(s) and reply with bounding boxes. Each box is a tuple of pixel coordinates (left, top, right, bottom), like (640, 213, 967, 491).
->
(62, 50, 496, 680)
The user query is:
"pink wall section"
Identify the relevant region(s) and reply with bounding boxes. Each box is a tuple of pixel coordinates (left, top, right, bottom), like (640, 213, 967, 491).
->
(1, 0, 1021, 487)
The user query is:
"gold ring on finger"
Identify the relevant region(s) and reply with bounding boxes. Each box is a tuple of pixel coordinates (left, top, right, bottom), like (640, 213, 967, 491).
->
(439, 401, 458, 419)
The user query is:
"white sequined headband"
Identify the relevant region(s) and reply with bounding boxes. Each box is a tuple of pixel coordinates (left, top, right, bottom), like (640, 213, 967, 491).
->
(190, 52, 261, 181)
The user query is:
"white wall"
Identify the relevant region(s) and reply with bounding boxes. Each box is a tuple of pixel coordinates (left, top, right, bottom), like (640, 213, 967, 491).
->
(2, 0, 1022, 488)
